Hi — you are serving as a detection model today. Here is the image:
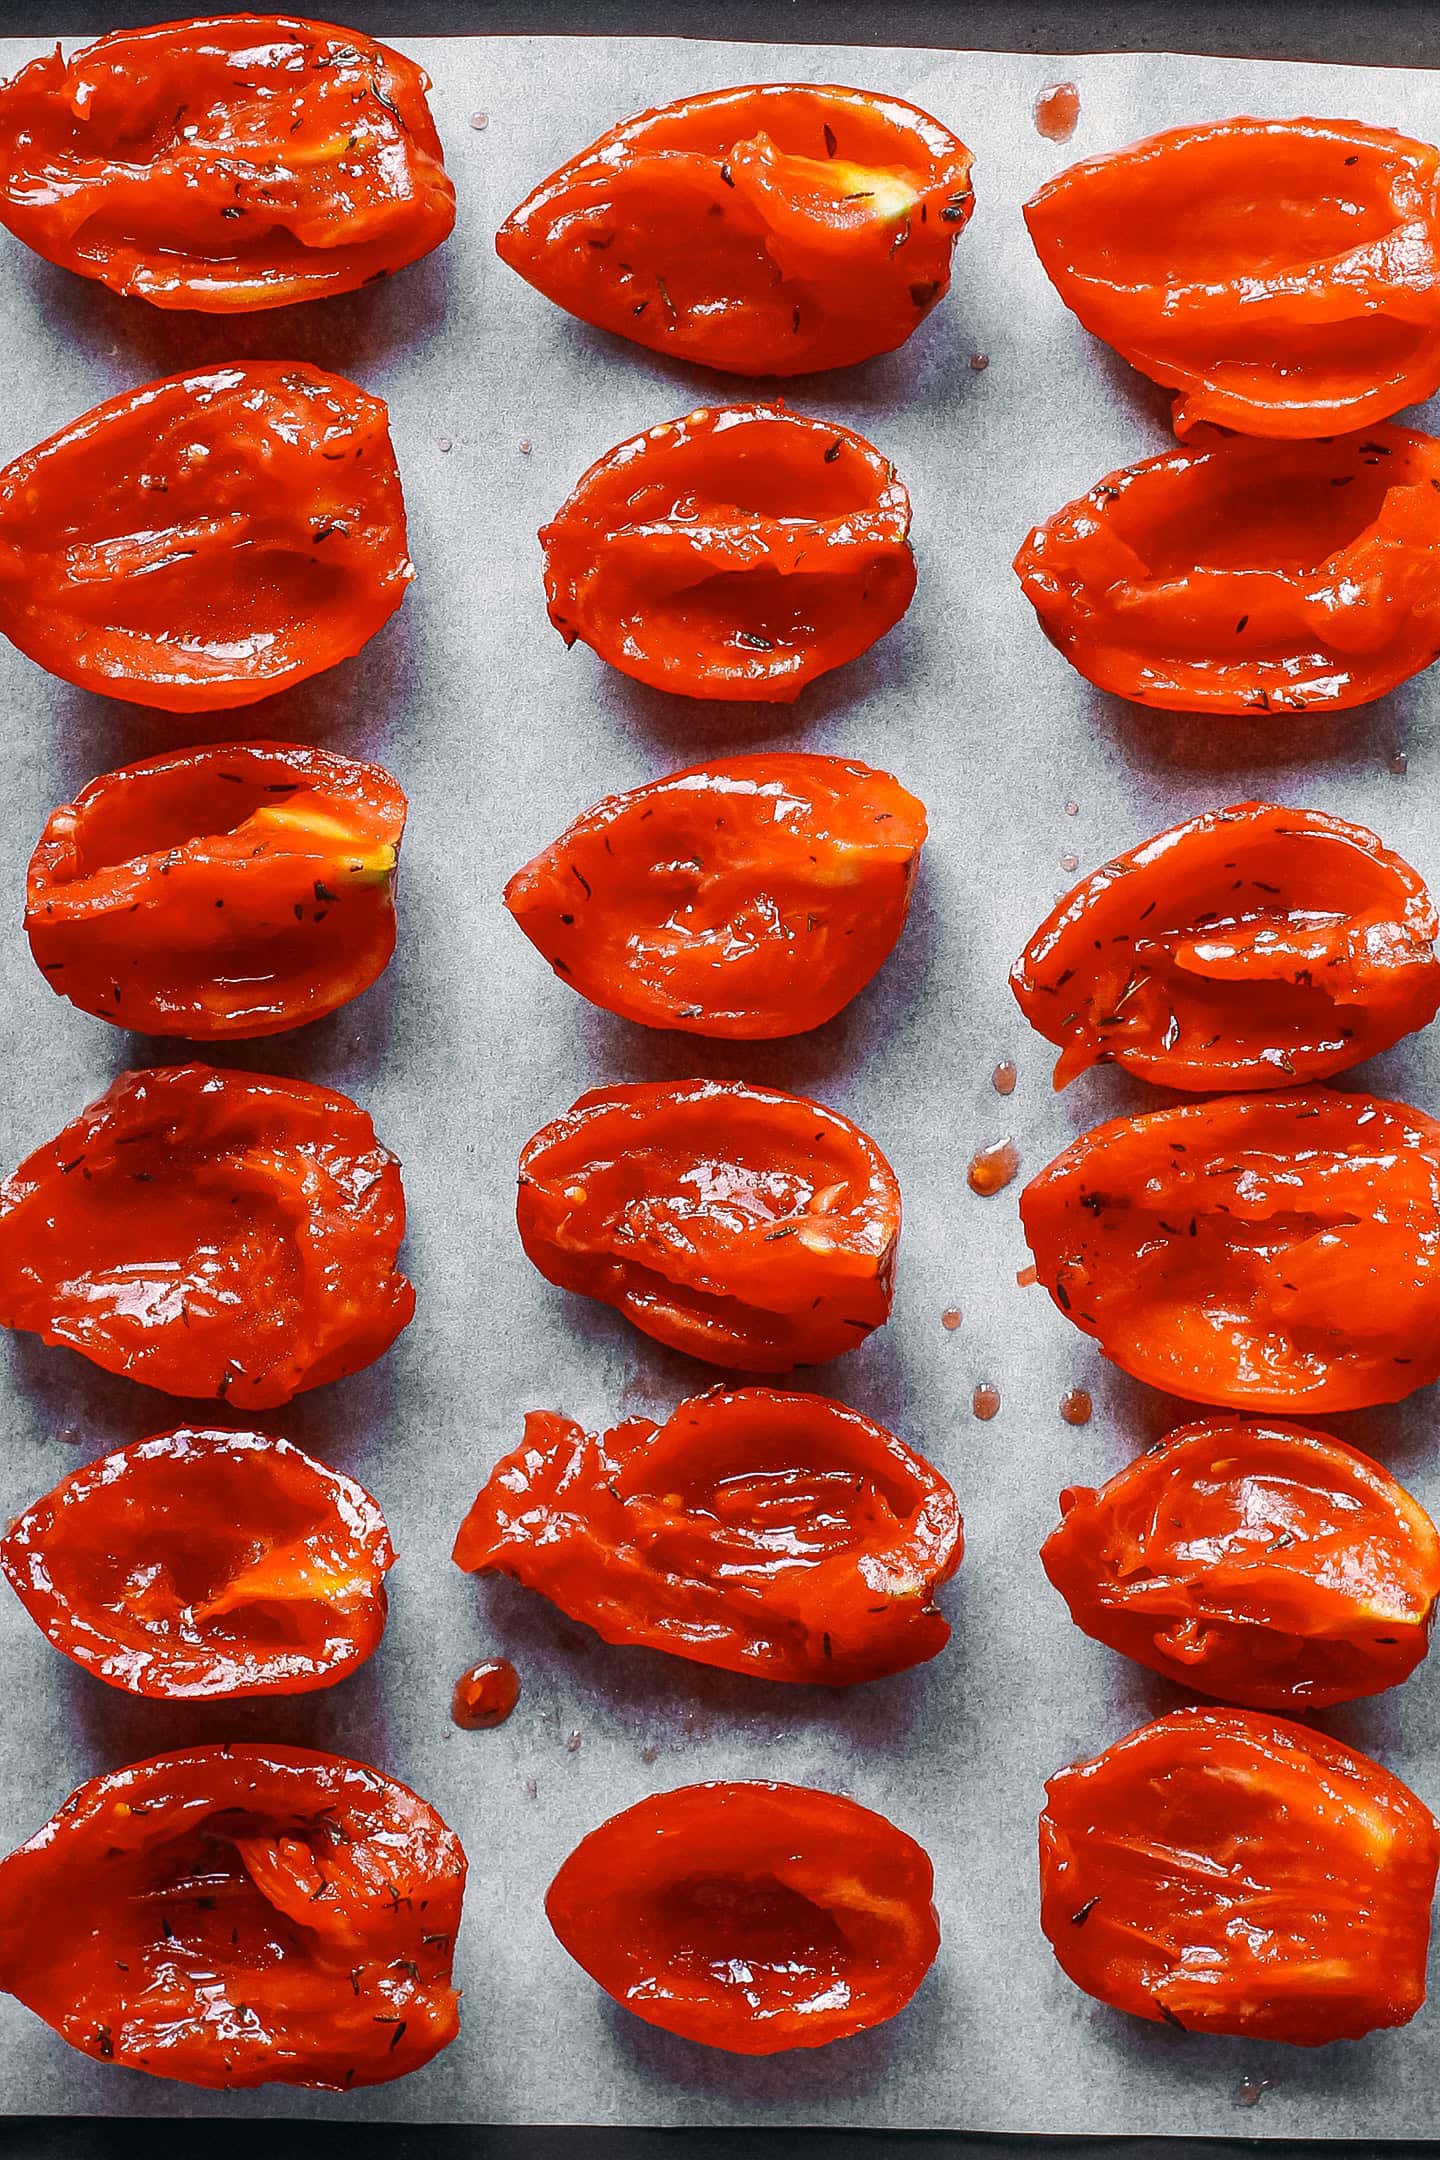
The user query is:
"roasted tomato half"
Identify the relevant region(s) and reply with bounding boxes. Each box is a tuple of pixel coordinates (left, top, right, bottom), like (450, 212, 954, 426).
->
(1020, 1088, 1440, 1413)
(454, 1386, 961, 1686)
(517, 1079, 900, 1370)
(497, 83, 975, 376)
(0, 1064, 414, 1407)
(0, 362, 411, 711)
(1043, 1419, 1440, 1708)
(505, 752, 926, 1037)
(1024, 118, 1440, 437)
(0, 16, 455, 310)
(541, 405, 915, 701)
(1040, 1706, 1440, 2043)
(547, 1781, 939, 2052)
(1, 1428, 395, 1699)
(0, 1745, 465, 2087)
(1011, 801, 1440, 1091)
(27, 740, 406, 1039)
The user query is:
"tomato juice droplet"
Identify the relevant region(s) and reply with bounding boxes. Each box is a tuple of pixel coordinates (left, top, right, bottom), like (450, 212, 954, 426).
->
(992, 1059, 1018, 1095)
(1060, 852, 1078, 872)
(451, 1657, 520, 1728)
(1034, 82, 1081, 142)
(968, 1139, 1019, 1195)
(972, 1381, 1001, 1421)
(1061, 1387, 1093, 1426)
(1234, 2078, 1271, 2110)
(470, 111, 489, 131)
(941, 1307, 963, 1331)
(969, 351, 990, 371)
(1389, 749, 1409, 775)
(1064, 800, 1079, 817)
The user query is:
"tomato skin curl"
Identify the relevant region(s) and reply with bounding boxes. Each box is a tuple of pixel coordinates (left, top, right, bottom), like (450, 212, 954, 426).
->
(454, 1387, 961, 1686)
(497, 82, 975, 376)
(541, 406, 916, 702)
(546, 1780, 939, 2053)
(1042, 1420, 1440, 1709)
(1040, 1706, 1440, 2044)
(1011, 800, 1440, 1092)
(1024, 117, 1440, 437)
(517, 1079, 900, 1371)
(0, 16, 455, 311)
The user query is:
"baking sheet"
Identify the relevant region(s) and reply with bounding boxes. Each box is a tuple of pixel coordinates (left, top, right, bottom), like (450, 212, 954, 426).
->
(1, 27, 1439, 2139)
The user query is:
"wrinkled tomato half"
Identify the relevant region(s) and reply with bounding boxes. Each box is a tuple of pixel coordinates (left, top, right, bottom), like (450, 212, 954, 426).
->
(517, 1079, 900, 1370)
(454, 1386, 961, 1686)
(505, 752, 926, 1038)
(547, 1780, 939, 2052)
(1, 1428, 395, 1699)
(1020, 1088, 1440, 1413)
(1024, 117, 1440, 437)
(541, 405, 915, 701)
(0, 362, 411, 711)
(1011, 801, 1440, 1091)
(27, 740, 406, 1039)
(0, 16, 455, 310)
(498, 82, 975, 376)
(0, 1063, 414, 1408)
(1040, 1706, 1440, 2043)
(1015, 424, 1440, 713)
(0, 1745, 465, 2087)
(1042, 1419, 1440, 1708)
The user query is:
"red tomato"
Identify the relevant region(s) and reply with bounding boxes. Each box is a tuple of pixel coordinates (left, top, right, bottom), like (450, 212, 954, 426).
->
(0, 1745, 465, 2087)
(1040, 1706, 1440, 2043)
(1020, 1088, 1440, 1412)
(1024, 118, 1440, 437)
(505, 753, 926, 1037)
(1042, 1419, 1440, 1708)
(454, 1386, 961, 1686)
(497, 83, 975, 376)
(547, 1781, 939, 2052)
(517, 1079, 900, 1370)
(0, 1063, 414, 1407)
(1, 1429, 395, 1699)
(27, 740, 406, 1039)
(1014, 425, 1440, 713)
(0, 362, 411, 711)
(0, 16, 455, 310)
(1011, 801, 1440, 1091)
(541, 405, 915, 701)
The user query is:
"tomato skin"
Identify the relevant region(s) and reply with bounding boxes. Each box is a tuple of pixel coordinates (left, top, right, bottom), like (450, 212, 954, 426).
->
(0, 362, 411, 712)
(1042, 1420, 1440, 1708)
(0, 1063, 414, 1408)
(1020, 1088, 1440, 1412)
(0, 1745, 465, 2087)
(1040, 1706, 1440, 2043)
(454, 1386, 961, 1686)
(517, 1079, 900, 1370)
(506, 753, 926, 1038)
(541, 406, 915, 702)
(27, 740, 406, 1039)
(1015, 425, 1440, 713)
(1011, 801, 1440, 1091)
(0, 17, 455, 311)
(497, 83, 974, 376)
(1024, 118, 1440, 437)
(1, 1429, 395, 1699)
(546, 1781, 939, 2053)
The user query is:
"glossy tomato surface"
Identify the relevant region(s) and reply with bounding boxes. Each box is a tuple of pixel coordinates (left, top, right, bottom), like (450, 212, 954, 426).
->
(505, 752, 926, 1037)
(0, 1064, 414, 1408)
(0, 1745, 465, 2087)
(1025, 118, 1440, 436)
(1043, 1419, 1440, 1708)
(517, 1079, 900, 1370)
(541, 405, 915, 700)
(1040, 1706, 1440, 2042)
(1015, 425, 1440, 713)
(27, 740, 406, 1039)
(1011, 801, 1440, 1090)
(1, 1429, 395, 1698)
(0, 16, 455, 310)
(498, 82, 974, 375)
(547, 1780, 939, 2052)
(1020, 1088, 1440, 1412)
(454, 1386, 961, 1685)
(0, 362, 411, 711)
